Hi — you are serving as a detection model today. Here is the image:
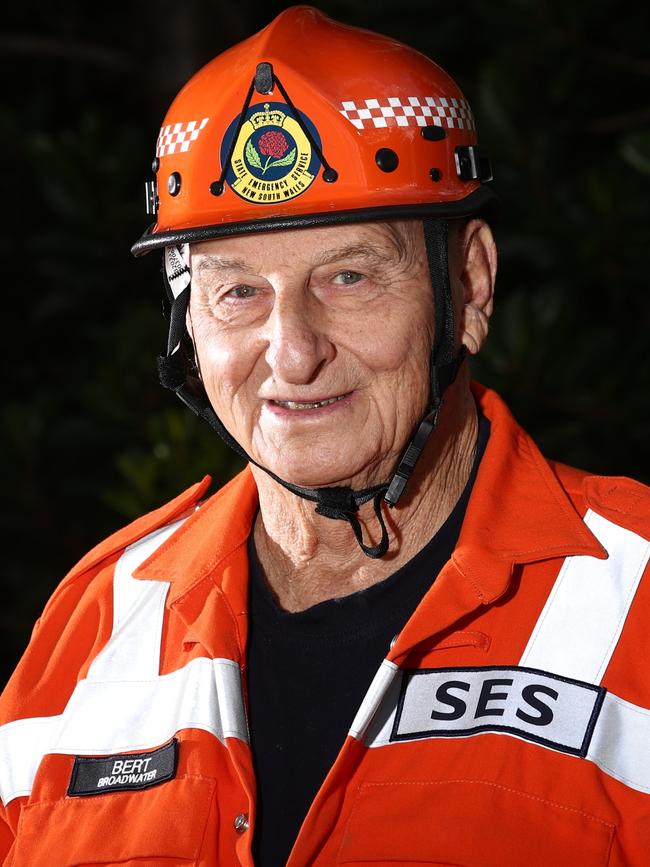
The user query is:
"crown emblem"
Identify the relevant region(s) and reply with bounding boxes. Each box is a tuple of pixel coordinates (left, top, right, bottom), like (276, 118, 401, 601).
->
(249, 103, 286, 129)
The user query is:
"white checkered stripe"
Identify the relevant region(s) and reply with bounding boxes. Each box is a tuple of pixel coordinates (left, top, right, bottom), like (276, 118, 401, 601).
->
(156, 118, 209, 157)
(339, 97, 475, 131)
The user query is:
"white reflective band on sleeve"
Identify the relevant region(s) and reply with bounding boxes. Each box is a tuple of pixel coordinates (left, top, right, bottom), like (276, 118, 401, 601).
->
(587, 691, 650, 794)
(0, 657, 247, 805)
(520, 509, 650, 684)
(0, 716, 62, 805)
(57, 659, 247, 753)
(0, 520, 249, 807)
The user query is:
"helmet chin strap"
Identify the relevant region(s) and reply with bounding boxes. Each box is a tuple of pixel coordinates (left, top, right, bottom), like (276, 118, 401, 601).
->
(158, 219, 465, 559)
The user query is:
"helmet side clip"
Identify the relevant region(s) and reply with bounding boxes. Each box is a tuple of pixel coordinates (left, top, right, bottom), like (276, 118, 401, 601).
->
(455, 146, 493, 183)
(145, 179, 159, 216)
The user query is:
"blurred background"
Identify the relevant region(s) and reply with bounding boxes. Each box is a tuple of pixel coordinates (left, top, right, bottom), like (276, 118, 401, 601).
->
(2, 0, 649, 686)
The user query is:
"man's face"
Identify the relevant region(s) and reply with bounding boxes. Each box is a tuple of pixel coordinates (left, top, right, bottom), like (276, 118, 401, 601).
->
(188, 220, 434, 489)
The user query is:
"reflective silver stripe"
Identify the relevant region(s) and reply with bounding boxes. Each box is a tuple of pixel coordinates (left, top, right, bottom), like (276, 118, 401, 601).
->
(0, 716, 61, 803)
(349, 660, 400, 744)
(88, 521, 184, 682)
(518, 508, 650, 793)
(520, 509, 650, 683)
(587, 691, 650, 794)
(0, 658, 247, 805)
(0, 520, 249, 807)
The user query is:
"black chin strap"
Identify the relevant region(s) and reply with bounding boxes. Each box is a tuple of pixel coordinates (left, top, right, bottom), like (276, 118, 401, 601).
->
(385, 217, 466, 504)
(315, 488, 389, 559)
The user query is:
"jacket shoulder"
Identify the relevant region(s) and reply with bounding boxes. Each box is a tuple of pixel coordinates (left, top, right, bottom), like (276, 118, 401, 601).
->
(62, 475, 213, 585)
(0, 476, 214, 725)
(583, 474, 650, 540)
(548, 460, 649, 539)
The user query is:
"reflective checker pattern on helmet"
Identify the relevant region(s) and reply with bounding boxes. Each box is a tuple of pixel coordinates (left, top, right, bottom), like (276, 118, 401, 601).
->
(339, 97, 475, 130)
(156, 118, 210, 157)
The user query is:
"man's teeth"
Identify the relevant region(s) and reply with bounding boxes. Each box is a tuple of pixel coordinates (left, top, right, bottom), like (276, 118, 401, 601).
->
(273, 395, 346, 410)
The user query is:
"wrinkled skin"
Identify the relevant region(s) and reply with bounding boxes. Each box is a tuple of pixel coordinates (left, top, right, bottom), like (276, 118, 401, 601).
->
(187, 219, 496, 610)
(189, 221, 434, 490)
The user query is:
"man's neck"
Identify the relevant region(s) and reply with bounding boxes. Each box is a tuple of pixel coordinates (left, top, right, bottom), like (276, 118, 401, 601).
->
(252, 379, 478, 612)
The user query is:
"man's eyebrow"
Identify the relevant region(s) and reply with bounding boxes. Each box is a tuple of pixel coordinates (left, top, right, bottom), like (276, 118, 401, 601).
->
(194, 240, 402, 273)
(312, 245, 395, 267)
(195, 255, 254, 273)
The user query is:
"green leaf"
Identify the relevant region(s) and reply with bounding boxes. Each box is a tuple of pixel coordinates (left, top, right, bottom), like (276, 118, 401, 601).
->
(245, 138, 262, 169)
(269, 147, 296, 169)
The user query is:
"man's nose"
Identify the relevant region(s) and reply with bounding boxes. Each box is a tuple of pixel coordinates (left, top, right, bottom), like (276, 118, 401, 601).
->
(264, 293, 335, 385)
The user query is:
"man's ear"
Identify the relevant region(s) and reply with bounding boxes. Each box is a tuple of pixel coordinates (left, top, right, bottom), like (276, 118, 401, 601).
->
(456, 219, 497, 355)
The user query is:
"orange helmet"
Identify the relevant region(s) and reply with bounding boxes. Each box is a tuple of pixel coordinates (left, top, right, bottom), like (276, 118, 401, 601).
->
(132, 6, 495, 558)
(131, 5, 493, 254)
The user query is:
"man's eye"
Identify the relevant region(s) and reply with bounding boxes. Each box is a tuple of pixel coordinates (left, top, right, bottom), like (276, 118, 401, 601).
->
(227, 285, 257, 299)
(333, 271, 363, 285)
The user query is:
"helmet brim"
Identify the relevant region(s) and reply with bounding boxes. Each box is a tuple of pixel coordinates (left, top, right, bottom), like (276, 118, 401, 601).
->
(130, 185, 497, 257)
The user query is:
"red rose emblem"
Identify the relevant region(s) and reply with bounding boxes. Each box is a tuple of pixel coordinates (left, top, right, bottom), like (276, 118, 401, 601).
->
(258, 131, 289, 159)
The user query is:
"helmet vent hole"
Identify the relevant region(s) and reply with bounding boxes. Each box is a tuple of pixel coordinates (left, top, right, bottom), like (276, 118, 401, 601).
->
(421, 125, 446, 142)
(429, 168, 442, 182)
(375, 148, 399, 172)
(167, 172, 181, 196)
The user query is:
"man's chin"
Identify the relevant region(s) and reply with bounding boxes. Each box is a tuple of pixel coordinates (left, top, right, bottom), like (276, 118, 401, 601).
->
(250, 460, 375, 494)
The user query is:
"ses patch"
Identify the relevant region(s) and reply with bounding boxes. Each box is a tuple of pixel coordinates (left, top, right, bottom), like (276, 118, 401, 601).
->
(391, 666, 605, 757)
(68, 739, 178, 797)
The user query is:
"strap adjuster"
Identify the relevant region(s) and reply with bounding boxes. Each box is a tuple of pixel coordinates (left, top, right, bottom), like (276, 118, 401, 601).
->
(455, 146, 493, 183)
(145, 179, 159, 215)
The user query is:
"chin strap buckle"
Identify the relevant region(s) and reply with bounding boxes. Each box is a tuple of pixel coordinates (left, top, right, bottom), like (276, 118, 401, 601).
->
(385, 406, 441, 507)
(315, 486, 390, 560)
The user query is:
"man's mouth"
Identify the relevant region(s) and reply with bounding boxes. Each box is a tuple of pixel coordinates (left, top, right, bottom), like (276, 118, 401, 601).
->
(270, 394, 349, 410)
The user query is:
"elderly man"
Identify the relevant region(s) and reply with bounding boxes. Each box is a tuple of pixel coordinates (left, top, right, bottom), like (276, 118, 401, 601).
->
(1, 7, 649, 867)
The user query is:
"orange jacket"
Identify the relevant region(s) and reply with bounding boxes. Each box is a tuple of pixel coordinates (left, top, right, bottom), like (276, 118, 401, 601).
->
(1, 383, 649, 867)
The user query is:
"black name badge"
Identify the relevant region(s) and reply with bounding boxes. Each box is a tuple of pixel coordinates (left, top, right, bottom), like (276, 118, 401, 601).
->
(68, 739, 178, 797)
(391, 667, 605, 757)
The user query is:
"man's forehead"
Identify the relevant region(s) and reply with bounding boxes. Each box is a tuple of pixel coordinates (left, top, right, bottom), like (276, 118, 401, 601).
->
(190, 220, 422, 270)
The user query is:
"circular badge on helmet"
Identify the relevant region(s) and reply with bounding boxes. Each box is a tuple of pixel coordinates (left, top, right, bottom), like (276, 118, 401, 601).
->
(220, 102, 322, 204)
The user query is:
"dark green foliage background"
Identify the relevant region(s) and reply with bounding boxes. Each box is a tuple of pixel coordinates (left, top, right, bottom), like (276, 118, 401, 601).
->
(2, 0, 649, 685)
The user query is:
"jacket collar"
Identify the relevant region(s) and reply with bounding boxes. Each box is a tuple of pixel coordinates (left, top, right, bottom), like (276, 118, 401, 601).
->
(386, 383, 608, 661)
(450, 382, 607, 606)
